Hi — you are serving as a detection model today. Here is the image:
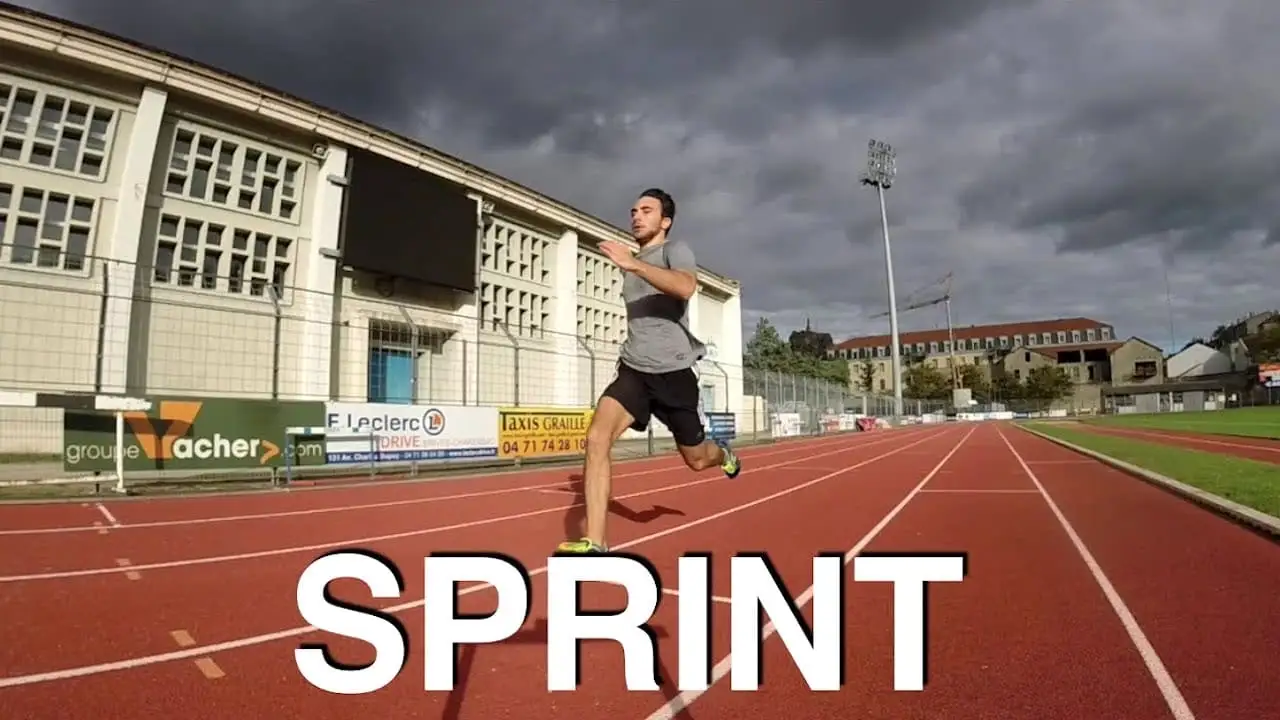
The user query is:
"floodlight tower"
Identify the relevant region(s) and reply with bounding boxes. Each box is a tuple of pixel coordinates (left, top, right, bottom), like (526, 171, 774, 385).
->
(861, 139, 903, 418)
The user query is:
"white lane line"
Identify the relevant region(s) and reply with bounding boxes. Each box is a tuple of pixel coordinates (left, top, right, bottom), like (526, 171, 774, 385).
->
(661, 588, 732, 605)
(0, 428, 958, 687)
(997, 427, 1195, 720)
(94, 503, 121, 527)
(0, 429, 948, 583)
(0, 431, 923, 537)
(1084, 426, 1279, 454)
(918, 488, 1038, 494)
(643, 427, 975, 719)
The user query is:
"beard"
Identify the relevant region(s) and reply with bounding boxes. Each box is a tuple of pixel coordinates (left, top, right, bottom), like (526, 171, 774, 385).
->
(632, 226, 661, 245)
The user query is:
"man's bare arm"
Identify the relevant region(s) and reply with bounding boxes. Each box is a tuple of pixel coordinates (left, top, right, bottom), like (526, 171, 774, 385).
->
(632, 260, 697, 300)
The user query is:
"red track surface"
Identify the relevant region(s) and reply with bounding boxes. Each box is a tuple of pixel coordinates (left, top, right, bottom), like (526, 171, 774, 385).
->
(1075, 423, 1280, 465)
(1, 424, 1277, 719)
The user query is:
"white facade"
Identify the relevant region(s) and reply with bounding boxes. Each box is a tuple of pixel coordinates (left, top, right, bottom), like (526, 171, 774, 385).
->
(0, 10, 743, 452)
(1166, 342, 1239, 379)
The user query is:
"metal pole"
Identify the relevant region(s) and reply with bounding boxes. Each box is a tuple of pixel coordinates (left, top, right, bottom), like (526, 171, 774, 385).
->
(1163, 257, 1177, 353)
(877, 184, 903, 418)
(863, 138, 903, 420)
(945, 297, 957, 389)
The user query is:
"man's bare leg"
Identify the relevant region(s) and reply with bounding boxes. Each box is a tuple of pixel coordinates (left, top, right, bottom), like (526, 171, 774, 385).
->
(676, 439, 726, 471)
(560, 396, 635, 552)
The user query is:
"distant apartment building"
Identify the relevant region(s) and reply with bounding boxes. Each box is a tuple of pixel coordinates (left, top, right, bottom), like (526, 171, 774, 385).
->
(830, 317, 1166, 411)
(1214, 310, 1278, 347)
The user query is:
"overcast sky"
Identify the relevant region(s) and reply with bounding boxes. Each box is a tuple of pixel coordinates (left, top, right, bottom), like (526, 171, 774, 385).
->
(18, 0, 1280, 350)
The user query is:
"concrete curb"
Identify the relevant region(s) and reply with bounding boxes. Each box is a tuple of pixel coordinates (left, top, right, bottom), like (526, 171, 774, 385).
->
(1017, 424, 1280, 539)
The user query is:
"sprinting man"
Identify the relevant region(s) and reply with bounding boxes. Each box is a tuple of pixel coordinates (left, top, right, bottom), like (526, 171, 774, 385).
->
(557, 188, 741, 555)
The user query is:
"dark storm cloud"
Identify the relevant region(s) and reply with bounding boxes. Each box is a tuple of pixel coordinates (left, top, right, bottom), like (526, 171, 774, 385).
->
(959, 73, 1280, 255)
(15, 0, 1280, 350)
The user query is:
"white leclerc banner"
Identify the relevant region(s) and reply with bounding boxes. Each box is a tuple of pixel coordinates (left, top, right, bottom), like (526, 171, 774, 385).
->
(322, 403, 499, 464)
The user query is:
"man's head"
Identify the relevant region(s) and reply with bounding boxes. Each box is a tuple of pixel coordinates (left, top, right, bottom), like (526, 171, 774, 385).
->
(630, 188, 676, 245)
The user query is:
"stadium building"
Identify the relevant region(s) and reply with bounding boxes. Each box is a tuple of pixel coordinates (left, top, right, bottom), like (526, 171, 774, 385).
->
(831, 317, 1169, 412)
(0, 5, 744, 458)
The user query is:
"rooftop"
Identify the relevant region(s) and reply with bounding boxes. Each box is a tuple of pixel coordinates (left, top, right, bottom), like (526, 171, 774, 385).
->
(835, 317, 1110, 350)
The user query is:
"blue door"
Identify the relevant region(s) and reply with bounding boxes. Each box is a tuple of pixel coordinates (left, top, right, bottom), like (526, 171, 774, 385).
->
(368, 348, 414, 404)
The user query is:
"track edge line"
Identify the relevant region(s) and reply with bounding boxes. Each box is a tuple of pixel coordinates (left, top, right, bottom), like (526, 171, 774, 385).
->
(1015, 424, 1280, 539)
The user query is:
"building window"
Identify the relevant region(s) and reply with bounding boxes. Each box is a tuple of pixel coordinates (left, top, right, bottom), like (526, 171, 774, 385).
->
(575, 303, 623, 343)
(1014, 368, 1021, 380)
(1071, 330, 1081, 343)
(0, 183, 94, 271)
(1041, 332, 1051, 344)
(929, 341, 938, 353)
(984, 337, 995, 349)
(479, 219, 554, 341)
(152, 213, 292, 298)
(1101, 326, 1112, 339)
(576, 244, 624, 344)
(366, 320, 443, 404)
(576, 248, 620, 301)
(164, 124, 304, 222)
(999, 336, 1009, 348)
(1024, 351, 1031, 362)
(1133, 360, 1158, 379)
(368, 345, 413, 405)
(1056, 331, 1066, 343)
(1086, 328, 1096, 341)
(485, 219, 552, 284)
(480, 281, 551, 339)
(0, 78, 116, 180)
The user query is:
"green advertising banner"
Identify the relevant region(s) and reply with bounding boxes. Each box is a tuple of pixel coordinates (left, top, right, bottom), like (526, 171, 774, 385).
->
(62, 396, 325, 472)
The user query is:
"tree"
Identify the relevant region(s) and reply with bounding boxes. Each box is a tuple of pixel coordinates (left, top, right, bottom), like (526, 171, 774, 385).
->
(744, 318, 790, 370)
(858, 358, 877, 392)
(903, 363, 950, 400)
(744, 318, 851, 387)
(1246, 327, 1280, 363)
(1024, 366, 1073, 402)
(990, 371, 1023, 402)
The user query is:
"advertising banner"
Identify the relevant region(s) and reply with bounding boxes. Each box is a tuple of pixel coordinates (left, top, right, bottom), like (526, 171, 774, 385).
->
(1259, 363, 1280, 388)
(322, 403, 499, 463)
(771, 412, 803, 438)
(705, 412, 736, 441)
(62, 397, 324, 472)
(498, 406, 592, 459)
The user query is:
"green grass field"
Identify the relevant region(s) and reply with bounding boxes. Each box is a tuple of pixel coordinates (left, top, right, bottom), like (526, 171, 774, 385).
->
(1027, 423, 1280, 518)
(1082, 405, 1280, 440)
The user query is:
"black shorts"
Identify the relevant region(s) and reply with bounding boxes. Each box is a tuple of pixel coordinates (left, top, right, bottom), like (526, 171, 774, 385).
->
(602, 362, 706, 447)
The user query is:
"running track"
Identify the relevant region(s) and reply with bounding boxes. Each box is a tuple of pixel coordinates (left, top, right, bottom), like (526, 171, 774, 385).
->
(1074, 423, 1280, 465)
(0, 423, 1277, 719)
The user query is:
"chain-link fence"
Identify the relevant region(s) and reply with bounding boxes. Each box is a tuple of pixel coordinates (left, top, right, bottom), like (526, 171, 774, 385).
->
(747, 369, 949, 433)
(0, 250, 895, 491)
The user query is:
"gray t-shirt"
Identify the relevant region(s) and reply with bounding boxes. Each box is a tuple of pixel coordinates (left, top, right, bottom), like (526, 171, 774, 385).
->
(618, 239, 705, 374)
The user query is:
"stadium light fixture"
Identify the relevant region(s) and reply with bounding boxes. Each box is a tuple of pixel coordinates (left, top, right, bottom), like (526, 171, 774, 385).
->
(861, 139, 903, 419)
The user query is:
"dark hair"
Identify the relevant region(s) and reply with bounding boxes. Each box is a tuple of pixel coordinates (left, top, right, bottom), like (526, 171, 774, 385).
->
(639, 187, 676, 227)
